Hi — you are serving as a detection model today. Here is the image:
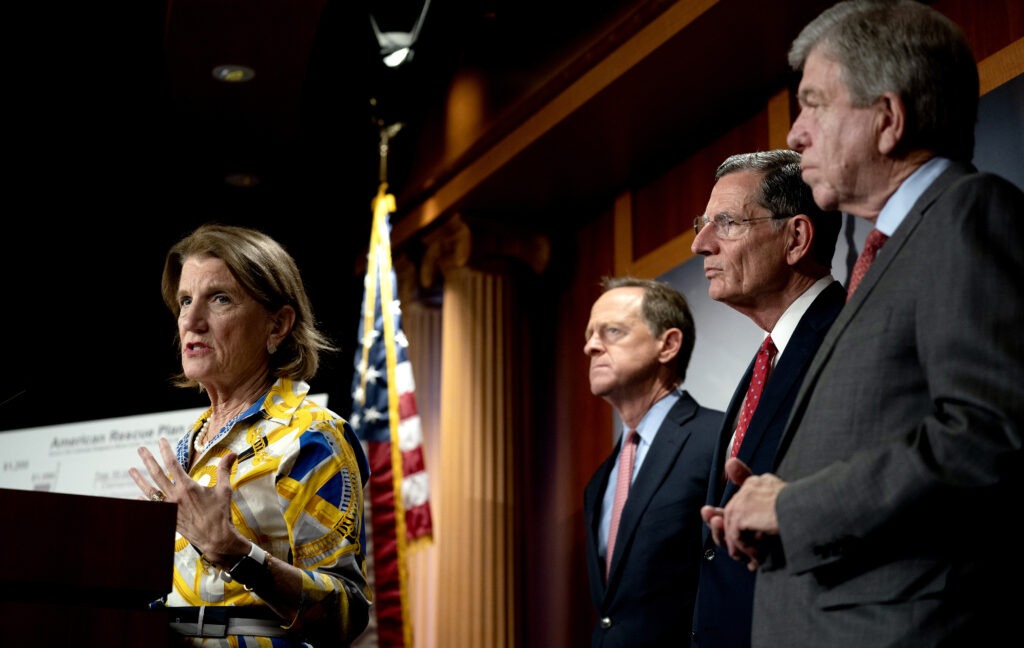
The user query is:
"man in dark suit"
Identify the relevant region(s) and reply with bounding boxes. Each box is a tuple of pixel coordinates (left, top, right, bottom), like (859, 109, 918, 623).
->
(689, 149, 843, 648)
(583, 276, 721, 648)
(708, 2, 1024, 646)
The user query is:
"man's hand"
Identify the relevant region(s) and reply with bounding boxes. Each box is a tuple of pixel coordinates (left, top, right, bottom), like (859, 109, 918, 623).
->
(701, 457, 755, 547)
(721, 461, 786, 571)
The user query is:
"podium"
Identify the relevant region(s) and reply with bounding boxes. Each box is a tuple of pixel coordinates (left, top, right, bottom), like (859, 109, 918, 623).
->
(0, 488, 177, 647)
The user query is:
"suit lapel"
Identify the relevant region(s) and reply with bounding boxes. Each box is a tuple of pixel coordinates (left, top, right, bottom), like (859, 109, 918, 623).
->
(733, 283, 845, 463)
(776, 164, 973, 464)
(716, 282, 845, 504)
(710, 362, 752, 502)
(606, 393, 697, 582)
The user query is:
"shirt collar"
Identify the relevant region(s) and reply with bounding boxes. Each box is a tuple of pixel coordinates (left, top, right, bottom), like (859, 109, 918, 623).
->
(768, 275, 835, 358)
(875, 156, 952, 236)
(629, 388, 681, 448)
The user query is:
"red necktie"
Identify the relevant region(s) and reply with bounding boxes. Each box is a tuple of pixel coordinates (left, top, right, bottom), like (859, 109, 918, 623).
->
(606, 429, 638, 578)
(730, 336, 777, 458)
(847, 229, 889, 300)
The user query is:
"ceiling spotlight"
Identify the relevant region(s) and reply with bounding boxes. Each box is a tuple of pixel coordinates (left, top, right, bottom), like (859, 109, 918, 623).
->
(370, 0, 431, 69)
(379, 34, 414, 68)
(224, 172, 260, 188)
(212, 65, 255, 83)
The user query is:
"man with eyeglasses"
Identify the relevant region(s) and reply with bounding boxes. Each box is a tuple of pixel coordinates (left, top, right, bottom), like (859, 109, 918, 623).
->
(708, 2, 1024, 646)
(689, 149, 843, 648)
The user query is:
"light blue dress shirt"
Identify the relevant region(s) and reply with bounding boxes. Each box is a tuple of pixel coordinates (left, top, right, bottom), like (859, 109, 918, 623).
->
(598, 388, 682, 559)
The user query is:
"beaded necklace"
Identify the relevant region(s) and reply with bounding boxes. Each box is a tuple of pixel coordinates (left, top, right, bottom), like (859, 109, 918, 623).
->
(192, 403, 255, 454)
(193, 418, 212, 452)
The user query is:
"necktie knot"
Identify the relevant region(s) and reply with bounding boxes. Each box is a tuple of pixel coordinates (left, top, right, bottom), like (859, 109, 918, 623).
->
(847, 229, 889, 299)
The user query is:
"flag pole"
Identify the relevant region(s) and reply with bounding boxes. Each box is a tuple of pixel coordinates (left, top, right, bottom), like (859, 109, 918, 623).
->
(377, 120, 403, 185)
(350, 118, 433, 648)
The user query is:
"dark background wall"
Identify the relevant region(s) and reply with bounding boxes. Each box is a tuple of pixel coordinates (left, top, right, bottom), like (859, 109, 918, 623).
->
(1, 3, 1020, 646)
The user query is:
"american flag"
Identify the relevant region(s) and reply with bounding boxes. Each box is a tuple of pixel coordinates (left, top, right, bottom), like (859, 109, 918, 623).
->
(350, 184, 433, 648)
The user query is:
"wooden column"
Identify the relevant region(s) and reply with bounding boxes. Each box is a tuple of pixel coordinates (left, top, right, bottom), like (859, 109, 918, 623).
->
(419, 215, 548, 648)
(394, 256, 443, 648)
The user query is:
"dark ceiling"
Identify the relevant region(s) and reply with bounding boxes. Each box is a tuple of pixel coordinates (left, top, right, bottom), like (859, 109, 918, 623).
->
(12, 0, 640, 221)
(3, 0, 648, 430)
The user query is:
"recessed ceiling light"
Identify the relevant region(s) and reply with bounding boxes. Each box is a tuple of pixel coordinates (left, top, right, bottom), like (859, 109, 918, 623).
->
(224, 173, 260, 188)
(212, 65, 255, 83)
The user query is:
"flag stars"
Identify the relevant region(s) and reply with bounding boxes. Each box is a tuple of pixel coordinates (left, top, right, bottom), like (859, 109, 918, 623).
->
(361, 328, 381, 347)
(351, 199, 435, 561)
(363, 365, 383, 384)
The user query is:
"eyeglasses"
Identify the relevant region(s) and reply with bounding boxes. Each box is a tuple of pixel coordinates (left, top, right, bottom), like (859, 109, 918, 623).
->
(693, 213, 791, 239)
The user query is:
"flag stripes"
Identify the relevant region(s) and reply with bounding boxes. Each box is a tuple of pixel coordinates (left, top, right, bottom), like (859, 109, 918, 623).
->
(350, 184, 433, 648)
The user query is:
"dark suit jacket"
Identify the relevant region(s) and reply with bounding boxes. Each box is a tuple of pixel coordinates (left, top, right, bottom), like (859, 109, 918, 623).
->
(583, 391, 721, 648)
(691, 280, 846, 648)
(753, 164, 1024, 647)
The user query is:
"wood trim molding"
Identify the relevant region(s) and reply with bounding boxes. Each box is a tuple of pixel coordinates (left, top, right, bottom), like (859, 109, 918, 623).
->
(978, 37, 1023, 95)
(392, 0, 721, 250)
(767, 89, 792, 150)
(628, 230, 696, 279)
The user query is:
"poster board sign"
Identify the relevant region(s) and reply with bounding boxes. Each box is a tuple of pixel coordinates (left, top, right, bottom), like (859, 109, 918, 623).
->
(0, 394, 327, 498)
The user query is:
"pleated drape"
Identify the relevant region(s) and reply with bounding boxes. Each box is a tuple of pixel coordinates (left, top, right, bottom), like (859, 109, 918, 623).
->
(435, 266, 518, 648)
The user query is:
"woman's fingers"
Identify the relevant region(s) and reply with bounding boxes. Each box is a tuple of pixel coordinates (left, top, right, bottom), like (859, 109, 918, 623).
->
(154, 437, 188, 487)
(131, 438, 187, 501)
(128, 460, 157, 501)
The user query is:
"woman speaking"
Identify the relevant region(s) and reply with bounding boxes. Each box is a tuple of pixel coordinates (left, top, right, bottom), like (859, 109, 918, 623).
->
(130, 223, 370, 647)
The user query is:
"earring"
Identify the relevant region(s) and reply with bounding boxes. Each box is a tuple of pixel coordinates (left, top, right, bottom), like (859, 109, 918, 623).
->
(267, 342, 277, 354)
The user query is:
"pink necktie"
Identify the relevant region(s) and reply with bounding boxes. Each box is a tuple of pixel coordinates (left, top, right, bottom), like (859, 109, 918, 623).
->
(606, 429, 638, 578)
(847, 229, 889, 300)
(730, 336, 777, 458)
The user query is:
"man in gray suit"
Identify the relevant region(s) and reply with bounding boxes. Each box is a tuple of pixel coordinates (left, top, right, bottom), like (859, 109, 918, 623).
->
(706, 1, 1024, 646)
(689, 149, 843, 648)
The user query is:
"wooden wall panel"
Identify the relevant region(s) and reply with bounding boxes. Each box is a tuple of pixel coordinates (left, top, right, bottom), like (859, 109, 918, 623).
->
(527, 205, 618, 647)
(631, 107, 771, 274)
(933, 0, 1024, 63)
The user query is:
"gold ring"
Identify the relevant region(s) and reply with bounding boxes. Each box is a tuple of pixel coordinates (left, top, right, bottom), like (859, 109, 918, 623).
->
(150, 489, 166, 502)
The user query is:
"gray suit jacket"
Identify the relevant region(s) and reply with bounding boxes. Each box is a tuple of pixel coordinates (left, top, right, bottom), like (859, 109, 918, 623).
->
(753, 163, 1024, 647)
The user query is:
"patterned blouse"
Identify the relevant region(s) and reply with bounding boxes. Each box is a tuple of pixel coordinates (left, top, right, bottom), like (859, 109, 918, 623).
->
(164, 377, 371, 647)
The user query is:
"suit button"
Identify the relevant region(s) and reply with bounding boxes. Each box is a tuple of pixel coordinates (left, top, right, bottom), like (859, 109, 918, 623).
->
(600, 617, 612, 629)
(703, 549, 715, 561)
